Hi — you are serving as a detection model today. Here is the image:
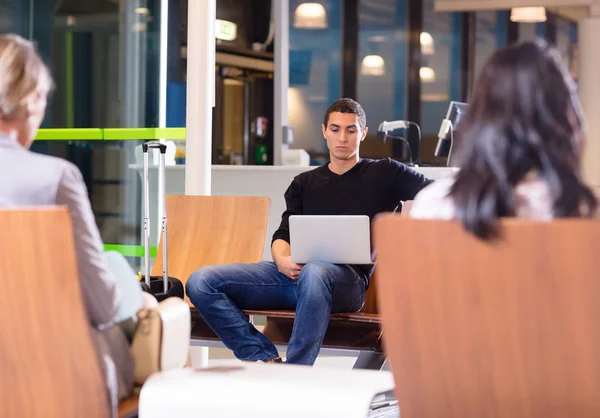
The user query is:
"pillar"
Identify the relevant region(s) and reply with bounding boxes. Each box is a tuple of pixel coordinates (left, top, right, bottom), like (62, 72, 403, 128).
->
(274, 0, 289, 165)
(579, 15, 600, 193)
(185, 0, 216, 196)
(185, 0, 216, 368)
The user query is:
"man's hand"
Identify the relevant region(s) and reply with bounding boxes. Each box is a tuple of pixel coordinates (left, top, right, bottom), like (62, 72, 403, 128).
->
(272, 239, 302, 280)
(276, 255, 302, 280)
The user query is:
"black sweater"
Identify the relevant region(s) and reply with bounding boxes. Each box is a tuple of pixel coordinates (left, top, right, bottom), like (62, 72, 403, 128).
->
(271, 158, 434, 285)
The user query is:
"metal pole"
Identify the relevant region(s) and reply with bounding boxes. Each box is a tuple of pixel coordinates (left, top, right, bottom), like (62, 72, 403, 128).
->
(143, 150, 151, 285)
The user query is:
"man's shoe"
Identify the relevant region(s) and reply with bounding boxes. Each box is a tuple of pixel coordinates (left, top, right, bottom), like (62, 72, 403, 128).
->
(258, 356, 283, 364)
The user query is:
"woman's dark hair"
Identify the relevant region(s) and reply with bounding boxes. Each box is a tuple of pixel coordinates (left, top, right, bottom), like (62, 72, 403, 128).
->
(449, 40, 597, 239)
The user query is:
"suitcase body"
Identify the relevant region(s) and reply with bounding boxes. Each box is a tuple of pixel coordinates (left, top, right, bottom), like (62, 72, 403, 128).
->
(142, 141, 184, 301)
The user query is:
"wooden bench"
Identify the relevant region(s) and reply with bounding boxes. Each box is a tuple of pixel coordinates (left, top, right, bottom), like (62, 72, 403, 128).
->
(374, 216, 600, 418)
(151, 195, 386, 368)
(0, 207, 138, 418)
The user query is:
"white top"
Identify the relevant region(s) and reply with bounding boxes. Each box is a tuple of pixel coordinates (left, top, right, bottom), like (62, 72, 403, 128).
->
(409, 174, 554, 221)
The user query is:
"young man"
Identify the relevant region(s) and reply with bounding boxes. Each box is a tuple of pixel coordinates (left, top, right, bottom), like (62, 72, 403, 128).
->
(186, 98, 433, 365)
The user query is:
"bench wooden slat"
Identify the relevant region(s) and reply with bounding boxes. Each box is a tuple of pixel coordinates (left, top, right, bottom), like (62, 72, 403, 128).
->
(151, 195, 270, 306)
(243, 310, 381, 324)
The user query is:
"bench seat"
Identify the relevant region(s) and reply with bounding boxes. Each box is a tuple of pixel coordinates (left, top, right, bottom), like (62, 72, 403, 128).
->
(190, 308, 384, 365)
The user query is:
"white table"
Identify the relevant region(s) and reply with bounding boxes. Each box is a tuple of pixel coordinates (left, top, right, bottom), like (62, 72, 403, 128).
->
(138, 363, 397, 418)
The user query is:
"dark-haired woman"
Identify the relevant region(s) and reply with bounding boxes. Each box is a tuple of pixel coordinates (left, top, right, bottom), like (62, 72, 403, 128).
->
(410, 40, 597, 238)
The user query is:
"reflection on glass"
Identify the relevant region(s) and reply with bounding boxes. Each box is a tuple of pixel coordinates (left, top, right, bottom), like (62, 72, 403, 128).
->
(288, 0, 341, 163)
(474, 11, 506, 78)
(356, 0, 407, 160)
(420, 0, 461, 138)
(361, 55, 386, 76)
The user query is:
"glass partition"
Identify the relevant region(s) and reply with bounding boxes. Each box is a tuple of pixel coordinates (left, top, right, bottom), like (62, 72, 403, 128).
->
(420, 0, 462, 142)
(357, 0, 408, 161)
(1, 0, 180, 270)
(288, 0, 342, 165)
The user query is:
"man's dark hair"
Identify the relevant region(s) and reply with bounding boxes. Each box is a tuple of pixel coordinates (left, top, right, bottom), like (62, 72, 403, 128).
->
(323, 98, 366, 130)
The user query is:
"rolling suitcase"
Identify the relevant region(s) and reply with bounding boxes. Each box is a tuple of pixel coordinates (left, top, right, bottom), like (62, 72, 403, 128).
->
(140, 141, 184, 301)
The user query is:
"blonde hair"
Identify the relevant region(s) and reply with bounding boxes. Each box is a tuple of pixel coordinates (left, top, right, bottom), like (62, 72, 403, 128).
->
(0, 34, 53, 120)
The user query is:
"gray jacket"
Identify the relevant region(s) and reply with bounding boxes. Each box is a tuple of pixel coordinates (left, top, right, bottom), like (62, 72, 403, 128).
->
(0, 135, 134, 414)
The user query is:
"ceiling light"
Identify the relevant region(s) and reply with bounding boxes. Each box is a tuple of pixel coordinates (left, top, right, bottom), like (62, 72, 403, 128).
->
(294, 3, 327, 29)
(361, 55, 385, 76)
(420, 67, 436, 83)
(421, 32, 435, 55)
(510, 7, 546, 23)
(368, 35, 387, 43)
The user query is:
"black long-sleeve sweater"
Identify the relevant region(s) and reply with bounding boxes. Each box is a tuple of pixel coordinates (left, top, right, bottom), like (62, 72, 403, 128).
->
(271, 158, 434, 286)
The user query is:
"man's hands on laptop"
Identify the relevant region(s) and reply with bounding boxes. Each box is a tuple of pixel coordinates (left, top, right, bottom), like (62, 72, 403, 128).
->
(276, 256, 303, 280)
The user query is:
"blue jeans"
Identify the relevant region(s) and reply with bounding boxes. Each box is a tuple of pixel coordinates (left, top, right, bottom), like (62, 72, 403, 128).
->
(186, 261, 366, 365)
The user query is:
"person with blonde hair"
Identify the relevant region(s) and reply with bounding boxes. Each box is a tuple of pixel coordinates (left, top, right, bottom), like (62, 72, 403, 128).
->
(0, 33, 143, 413)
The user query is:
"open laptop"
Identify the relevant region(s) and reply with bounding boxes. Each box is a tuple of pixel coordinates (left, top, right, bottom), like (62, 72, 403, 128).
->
(289, 215, 374, 265)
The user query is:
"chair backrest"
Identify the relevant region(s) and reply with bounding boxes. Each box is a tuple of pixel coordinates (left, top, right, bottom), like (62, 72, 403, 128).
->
(373, 216, 600, 418)
(361, 200, 414, 315)
(151, 195, 270, 303)
(0, 208, 109, 418)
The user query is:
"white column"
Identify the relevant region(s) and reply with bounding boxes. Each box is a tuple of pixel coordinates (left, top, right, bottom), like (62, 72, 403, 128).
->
(185, 0, 216, 195)
(579, 15, 600, 192)
(274, 0, 290, 166)
(158, 0, 169, 130)
(185, 0, 216, 368)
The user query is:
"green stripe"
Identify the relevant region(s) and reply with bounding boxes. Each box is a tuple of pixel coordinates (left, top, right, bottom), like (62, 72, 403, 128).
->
(35, 127, 186, 141)
(154, 127, 186, 139)
(104, 244, 157, 258)
(103, 128, 161, 140)
(103, 127, 186, 140)
(35, 128, 103, 140)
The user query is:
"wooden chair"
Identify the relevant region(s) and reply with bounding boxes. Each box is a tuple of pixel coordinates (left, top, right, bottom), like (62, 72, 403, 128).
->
(150, 195, 272, 305)
(0, 208, 138, 418)
(373, 216, 600, 418)
(152, 195, 385, 368)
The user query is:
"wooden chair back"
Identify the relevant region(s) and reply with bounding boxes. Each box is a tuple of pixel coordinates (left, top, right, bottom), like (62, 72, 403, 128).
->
(373, 216, 600, 418)
(361, 200, 413, 314)
(0, 208, 110, 418)
(151, 195, 270, 304)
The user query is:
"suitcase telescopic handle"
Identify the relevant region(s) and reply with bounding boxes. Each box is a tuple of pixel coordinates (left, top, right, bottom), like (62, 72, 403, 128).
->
(143, 141, 167, 153)
(142, 140, 169, 293)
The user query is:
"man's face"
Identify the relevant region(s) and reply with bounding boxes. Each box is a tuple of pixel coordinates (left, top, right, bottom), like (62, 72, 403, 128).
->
(322, 112, 368, 161)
